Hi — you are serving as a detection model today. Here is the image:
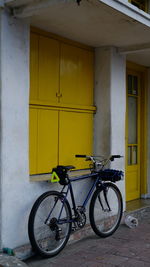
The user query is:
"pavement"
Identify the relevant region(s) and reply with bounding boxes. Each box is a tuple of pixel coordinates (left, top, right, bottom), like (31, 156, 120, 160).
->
(24, 207, 150, 267)
(0, 206, 150, 267)
(0, 253, 27, 267)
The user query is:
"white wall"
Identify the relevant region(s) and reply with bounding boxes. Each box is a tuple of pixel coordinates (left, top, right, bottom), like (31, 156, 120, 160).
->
(0, 10, 126, 251)
(0, 10, 30, 248)
(94, 47, 126, 208)
(0, 10, 93, 251)
(0, 10, 57, 249)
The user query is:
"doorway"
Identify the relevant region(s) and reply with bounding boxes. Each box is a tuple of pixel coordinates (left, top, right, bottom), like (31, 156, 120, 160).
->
(126, 64, 147, 201)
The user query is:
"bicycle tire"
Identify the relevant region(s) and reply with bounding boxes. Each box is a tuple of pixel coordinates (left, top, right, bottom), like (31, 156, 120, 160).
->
(89, 182, 123, 238)
(28, 191, 72, 258)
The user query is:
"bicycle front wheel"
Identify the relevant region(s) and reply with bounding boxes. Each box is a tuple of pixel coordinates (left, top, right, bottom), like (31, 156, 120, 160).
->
(89, 183, 123, 238)
(28, 191, 72, 258)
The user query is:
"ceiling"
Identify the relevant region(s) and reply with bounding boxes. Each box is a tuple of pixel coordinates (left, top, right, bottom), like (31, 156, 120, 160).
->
(126, 50, 150, 67)
(6, 0, 150, 66)
(28, 0, 150, 48)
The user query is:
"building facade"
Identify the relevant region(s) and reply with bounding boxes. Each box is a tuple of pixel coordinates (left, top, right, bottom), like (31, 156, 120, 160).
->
(0, 0, 150, 256)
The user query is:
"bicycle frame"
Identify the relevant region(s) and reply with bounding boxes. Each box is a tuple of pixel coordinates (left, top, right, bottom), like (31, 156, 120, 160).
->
(29, 154, 123, 258)
(48, 172, 102, 225)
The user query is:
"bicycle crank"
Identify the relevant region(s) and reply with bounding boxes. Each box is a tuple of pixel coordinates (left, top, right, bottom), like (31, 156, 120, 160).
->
(76, 209, 86, 229)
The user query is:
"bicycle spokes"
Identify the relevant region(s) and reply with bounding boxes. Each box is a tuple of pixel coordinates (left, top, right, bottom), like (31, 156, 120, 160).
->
(90, 184, 122, 237)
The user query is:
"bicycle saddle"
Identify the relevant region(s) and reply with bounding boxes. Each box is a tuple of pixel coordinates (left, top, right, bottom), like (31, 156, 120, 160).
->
(52, 165, 75, 185)
(63, 165, 75, 171)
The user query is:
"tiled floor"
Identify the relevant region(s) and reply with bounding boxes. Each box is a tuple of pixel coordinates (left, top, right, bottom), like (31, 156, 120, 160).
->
(26, 207, 150, 267)
(126, 198, 150, 212)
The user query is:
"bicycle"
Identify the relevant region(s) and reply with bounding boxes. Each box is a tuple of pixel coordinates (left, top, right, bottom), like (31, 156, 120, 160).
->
(28, 154, 123, 258)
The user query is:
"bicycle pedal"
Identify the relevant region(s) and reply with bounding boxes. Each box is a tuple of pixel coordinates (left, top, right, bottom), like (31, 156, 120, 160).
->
(71, 227, 77, 232)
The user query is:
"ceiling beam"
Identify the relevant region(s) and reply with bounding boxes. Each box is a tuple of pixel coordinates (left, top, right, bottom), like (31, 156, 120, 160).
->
(118, 43, 150, 54)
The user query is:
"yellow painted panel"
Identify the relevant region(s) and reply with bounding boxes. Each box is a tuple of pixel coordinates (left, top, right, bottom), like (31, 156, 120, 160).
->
(30, 33, 39, 101)
(59, 111, 93, 169)
(29, 107, 38, 174)
(38, 36, 60, 103)
(126, 167, 140, 201)
(126, 70, 141, 201)
(60, 43, 94, 106)
(37, 108, 58, 173)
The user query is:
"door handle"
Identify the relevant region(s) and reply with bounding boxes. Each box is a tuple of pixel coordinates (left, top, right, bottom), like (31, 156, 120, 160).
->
(56, 92, 62, 98)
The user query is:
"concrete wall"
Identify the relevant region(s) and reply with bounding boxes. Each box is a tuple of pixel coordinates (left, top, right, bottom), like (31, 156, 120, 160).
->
(0, 10, 93, 251)
(0, 11, 126, 251)
(94, 47, 126, 208)
(0, 10, 57, 249)
(0, 10, 30, 248)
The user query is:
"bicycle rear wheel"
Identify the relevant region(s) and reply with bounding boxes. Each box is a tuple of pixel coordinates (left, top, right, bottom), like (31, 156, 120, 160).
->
(89, 183, 123, 237)
(28, 191, 72, 257)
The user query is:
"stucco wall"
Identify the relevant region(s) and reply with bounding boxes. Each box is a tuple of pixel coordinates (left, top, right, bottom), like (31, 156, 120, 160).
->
(0, 11, 126, 250)
(0, 10, 58, 249)
(0, 10, 31, 248)
(0, 11, 93, 250)
(94, 47, 126, 208)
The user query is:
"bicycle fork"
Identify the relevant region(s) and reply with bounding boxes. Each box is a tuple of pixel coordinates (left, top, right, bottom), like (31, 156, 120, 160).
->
(98, 186, 111, 212)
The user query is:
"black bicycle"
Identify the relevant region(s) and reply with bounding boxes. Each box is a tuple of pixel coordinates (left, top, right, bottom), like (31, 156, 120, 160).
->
(28, 154, 123, 258)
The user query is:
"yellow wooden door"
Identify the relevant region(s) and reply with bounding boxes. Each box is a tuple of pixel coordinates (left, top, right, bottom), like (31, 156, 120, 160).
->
(38, 36, 60, 104)
(59, 110, 93, 169)
(29, 107, 38, 174)
(37, 108, 59, 173)
(60, 43, 94, 107)
(30, 33, 39, 101)
(29, 29, 94, 175)
(29, 106, 59, 174)
(30, 33, 60, 105)
(126, 71, 141, 201)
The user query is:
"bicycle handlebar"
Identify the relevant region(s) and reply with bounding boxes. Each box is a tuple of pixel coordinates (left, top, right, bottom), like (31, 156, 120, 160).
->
(75, 154, 123, 169)
(110, 155, 122, 161)
(76, 154, 122, 159)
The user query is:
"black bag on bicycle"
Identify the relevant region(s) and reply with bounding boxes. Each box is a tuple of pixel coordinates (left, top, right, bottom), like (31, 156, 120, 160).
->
(99, 169, 123, 182)
(52, 166, 69, 185)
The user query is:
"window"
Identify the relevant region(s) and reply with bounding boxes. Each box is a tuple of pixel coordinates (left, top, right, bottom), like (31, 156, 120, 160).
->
(128, 0, 148, 12)
(29, 30, 95, 174)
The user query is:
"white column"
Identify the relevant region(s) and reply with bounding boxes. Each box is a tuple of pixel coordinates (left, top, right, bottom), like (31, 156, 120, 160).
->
(0, 10, 62, 251)
(0, 10, 30, 248)
(94, 47, 111, 157)
(94, 47, 126, 207)
(110, 48, 126, 204)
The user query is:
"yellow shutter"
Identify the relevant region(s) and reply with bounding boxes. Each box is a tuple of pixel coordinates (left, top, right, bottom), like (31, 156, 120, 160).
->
(38, 36, 60, 104)
(59, 111, 93, 169)
(29, 29, 94, 175)
(37, 108, 59, 173)
(60, 43, 94, 107)
(30, 33, 39, 102)
(29, 107, 38, 174)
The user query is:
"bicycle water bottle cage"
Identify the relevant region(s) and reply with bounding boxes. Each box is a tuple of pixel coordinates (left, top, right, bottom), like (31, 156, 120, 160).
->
(99, 169, 123, 183)
(52, 165, 75, 185)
